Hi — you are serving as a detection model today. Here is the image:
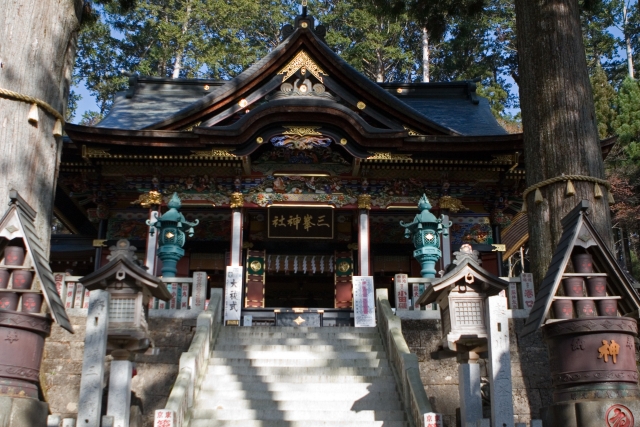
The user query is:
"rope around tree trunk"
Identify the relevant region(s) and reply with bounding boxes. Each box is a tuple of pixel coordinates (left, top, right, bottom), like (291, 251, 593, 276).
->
(0, 87, 65, 123)
(521, 174, 613, 212)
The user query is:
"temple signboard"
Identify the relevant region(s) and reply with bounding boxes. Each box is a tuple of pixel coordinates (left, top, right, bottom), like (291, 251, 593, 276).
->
(268, 206, 334, 239)
(353, 276, 376, 327)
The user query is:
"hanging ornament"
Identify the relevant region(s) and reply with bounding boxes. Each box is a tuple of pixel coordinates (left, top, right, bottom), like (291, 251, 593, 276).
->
(593, 183, 603, 199)
(565, 180, 575, 196)
(28, 104, 39, 124)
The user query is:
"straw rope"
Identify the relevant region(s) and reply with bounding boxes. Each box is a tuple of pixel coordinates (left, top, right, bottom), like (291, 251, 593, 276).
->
(0, 87, 64, 123)
(521, 174, 613, 211)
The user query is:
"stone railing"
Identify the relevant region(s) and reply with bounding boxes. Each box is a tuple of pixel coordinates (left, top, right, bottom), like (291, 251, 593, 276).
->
(376, 288, 433, 427)
(154, 288, 223, 427)
(54, 272, 211, 312)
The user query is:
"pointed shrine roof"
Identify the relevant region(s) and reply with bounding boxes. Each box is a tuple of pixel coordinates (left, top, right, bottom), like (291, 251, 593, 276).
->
(71, 25, 508, 142)
(417, 248, 508, 306)
(0, 191, 73, 333)
(521, 200, 640, 337)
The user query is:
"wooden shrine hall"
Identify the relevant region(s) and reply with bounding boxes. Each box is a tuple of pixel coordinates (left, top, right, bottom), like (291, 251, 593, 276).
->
(54, 10, 564, 323)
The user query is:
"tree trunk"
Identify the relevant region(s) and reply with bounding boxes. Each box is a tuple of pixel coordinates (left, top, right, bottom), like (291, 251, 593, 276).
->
(623, 1, 635, 79)
(172, 0, 192, 79)
(0, 1, 83, 254)
(514, 0, 612, 286)
(422, 28, 430, 83)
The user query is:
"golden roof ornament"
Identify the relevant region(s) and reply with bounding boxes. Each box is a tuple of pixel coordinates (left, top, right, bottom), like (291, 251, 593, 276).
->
(438, 196, 465, 213)
(357, 194, 372, 210)
(278, 51, 327, 83)
(132, 190, 164, 208)
(229, 192, 245, 209)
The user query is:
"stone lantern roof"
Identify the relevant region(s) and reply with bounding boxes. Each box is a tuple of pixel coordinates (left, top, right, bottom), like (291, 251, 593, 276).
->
(417, 244, 508, 306)
(80, 240, 171, 300)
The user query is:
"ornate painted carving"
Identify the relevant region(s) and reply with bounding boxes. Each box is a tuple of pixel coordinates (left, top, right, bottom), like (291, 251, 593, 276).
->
(230, 192, 245, 209)
(131, 190, 163, 208)
(366, 152, 413, 162)
(270, 134, 332, 150)
(278, 50, 327, 83)
(190, 148, 237, 158)
(438, 195, 465, 213)
(357, 194, 372, 210)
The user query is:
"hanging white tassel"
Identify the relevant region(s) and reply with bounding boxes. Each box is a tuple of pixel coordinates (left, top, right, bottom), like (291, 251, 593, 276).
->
(534, 188, 544, 204)
(52, 119, 63, 137)
(28, 104, 39, 124)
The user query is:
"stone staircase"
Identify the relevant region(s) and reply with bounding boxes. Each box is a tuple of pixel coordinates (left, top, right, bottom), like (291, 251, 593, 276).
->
(188, 326, 408, 427)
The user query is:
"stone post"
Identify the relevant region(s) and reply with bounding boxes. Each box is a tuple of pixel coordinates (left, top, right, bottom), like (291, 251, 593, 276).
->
(486, 295, 514, 427)
(106, 350, 133, 427)
(76, 290, 110, 427)
(458, 353, 482, 427)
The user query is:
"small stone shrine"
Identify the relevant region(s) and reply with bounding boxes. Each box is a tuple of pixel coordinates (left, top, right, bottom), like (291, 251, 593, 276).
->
(0, 191, 72, 426)
(77, 239, 170, 427)
(418, 244, 510, 427)
(522, 200, 640, 427)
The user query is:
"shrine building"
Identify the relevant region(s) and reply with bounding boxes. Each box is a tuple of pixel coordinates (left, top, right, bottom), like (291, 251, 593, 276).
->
(53, 10, 535, 325)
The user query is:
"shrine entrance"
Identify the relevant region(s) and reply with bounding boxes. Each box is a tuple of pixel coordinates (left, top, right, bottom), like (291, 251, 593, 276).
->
(239, 207, 358, 325)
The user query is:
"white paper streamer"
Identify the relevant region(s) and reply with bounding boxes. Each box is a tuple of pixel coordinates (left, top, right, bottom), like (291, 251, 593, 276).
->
(275, 255, 280, 273)
(329, 256, 334, 273)
(311, 256, 316, 274)
(294, 256, 298, 274)
(303, 256, 307, 274)
(284, 256, 289, 273)
(320, 256, 325, 274)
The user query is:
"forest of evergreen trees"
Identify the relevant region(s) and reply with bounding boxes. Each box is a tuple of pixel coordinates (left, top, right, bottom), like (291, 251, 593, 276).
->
(71, 0, 640, 277)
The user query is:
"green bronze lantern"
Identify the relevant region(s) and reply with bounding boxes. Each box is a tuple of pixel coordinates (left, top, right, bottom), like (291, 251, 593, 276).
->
(400, 194, 451, 278)
(147, 193, 199, 278)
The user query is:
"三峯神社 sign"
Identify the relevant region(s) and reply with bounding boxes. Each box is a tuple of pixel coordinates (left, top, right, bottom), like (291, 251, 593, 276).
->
(268, 206, 334, 239)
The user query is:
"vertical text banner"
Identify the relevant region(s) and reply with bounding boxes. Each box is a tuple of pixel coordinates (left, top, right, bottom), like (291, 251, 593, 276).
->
(353, 276, 376, 327)
(394, 274, 409, 310)
(520, 272, 535, 310)
(224, 266, 243, 325)
(508, 282, 519, 310)
(192, 271, 207, 311)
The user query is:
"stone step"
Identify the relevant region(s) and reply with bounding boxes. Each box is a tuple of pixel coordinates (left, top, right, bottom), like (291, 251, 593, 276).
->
(220, 326, 377, 334)
(189, 420, 408, 427)
(213, 344, 386, 352)
(193, 397, 403, 411)
(200, 374, 396, 387)
(208, 357, 388, 368)
(210, 350, 388, 360)
(218, 330, 379, 340)
(190, 408, 406, 422)
(195, 388, 399, 402)
(197, 380, 399, 393)
(215, 338, 381, 346)
(205, 365, 392, 377)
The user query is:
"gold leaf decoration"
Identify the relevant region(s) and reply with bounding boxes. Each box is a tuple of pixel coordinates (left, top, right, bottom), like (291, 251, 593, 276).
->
(131, 190, 164, 208)
(278, 51, 328, 83)
(190, 149, 237, 158)
(282, 126, 322, 137)
(366, 152, 413, 162)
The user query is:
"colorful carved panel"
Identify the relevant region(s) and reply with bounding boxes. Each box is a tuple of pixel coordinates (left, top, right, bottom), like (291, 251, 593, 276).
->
(449, 215, 493, 246)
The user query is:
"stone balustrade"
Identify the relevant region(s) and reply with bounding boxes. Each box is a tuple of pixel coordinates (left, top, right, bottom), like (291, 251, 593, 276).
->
(376, 288, 434, 427)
